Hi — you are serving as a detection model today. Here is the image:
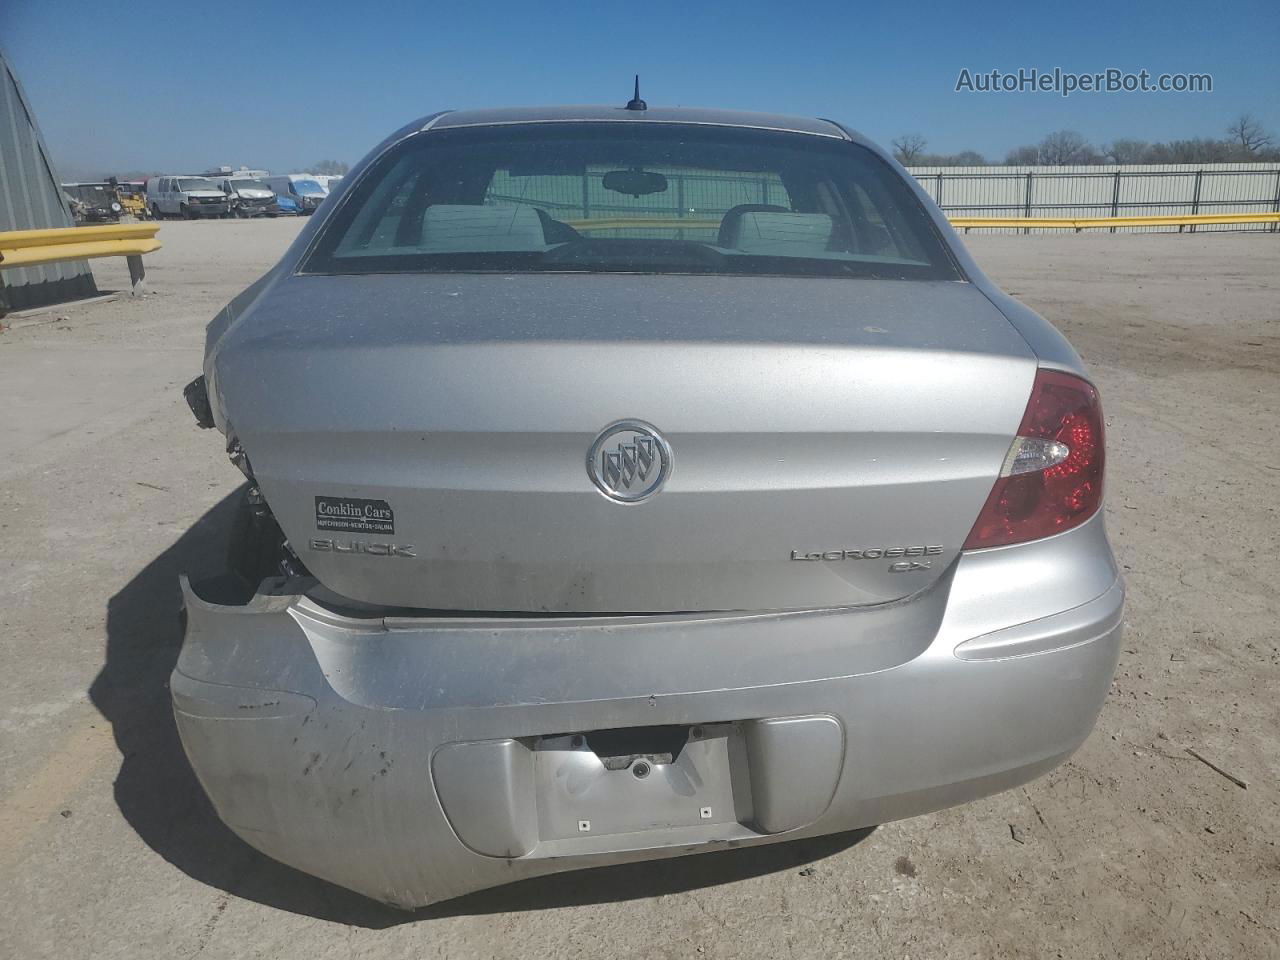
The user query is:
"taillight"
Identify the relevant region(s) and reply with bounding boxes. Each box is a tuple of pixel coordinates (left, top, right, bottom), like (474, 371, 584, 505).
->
(963, 369, 1105, 550)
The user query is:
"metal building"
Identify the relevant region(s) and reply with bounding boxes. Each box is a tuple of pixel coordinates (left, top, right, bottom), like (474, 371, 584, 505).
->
(0, 48, 97, 312)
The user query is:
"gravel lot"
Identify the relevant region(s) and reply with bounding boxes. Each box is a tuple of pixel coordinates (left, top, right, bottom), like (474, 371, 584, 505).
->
(1, 220, 1276, 959)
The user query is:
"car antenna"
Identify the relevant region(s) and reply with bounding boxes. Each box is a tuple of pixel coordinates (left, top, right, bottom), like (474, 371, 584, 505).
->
(625, 75, 647, 111)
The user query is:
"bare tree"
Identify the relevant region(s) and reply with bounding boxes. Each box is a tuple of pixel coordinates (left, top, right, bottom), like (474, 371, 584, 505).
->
(1103, 139, 1151, 164)
(1225, 114, 1273, 154)
(919, 150, 987, 166)
(891, 134, 928, 165)
(1141, 138, 1227, 163)
(312, 159, 351, 175)
(1004, 144, 1040, 165)
(1036, 130, 1097, 165)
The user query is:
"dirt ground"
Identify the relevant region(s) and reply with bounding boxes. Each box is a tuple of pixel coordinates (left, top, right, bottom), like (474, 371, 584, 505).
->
(0, 220, 1276, 959)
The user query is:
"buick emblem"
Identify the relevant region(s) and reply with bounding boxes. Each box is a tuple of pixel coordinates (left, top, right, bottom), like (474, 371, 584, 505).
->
(587, 420, 672, 503)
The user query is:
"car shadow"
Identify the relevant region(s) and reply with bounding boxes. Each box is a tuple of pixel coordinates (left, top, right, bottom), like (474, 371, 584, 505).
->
(93, 487, 873, 928)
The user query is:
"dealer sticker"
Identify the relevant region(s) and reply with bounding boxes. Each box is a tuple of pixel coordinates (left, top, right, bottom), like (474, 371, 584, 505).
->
(315, 496, 395, 534)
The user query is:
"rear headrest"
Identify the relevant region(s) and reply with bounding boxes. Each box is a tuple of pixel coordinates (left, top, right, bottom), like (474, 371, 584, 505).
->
(731, 212, 834, 256)
(419, 205, 547, 252)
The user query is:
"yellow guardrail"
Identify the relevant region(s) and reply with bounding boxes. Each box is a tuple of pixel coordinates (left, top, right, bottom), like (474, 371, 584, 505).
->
(0, 223, 161, 294)
(568, 213, 1280, 234)
(950, 212, 1280, 232)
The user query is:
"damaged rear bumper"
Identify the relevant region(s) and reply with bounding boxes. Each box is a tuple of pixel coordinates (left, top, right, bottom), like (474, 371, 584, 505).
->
(172, 516, 1123, 908)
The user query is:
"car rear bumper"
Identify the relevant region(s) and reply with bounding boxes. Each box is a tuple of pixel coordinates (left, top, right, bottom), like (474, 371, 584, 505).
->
(172, 513, 1122, 908)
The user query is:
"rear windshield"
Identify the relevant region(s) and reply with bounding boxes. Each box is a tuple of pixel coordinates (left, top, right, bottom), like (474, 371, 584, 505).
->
(303, 124, 960, 281)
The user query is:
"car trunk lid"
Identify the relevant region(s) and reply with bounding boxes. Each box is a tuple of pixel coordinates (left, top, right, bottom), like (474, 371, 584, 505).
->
(213, 273, 1035, 612)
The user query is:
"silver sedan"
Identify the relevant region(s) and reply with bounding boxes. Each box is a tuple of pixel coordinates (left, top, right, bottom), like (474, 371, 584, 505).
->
(176, 103, 1122, 908)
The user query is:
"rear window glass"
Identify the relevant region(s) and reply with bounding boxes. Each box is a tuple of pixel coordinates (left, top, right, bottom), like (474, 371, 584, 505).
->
(303, 124, 960, 281)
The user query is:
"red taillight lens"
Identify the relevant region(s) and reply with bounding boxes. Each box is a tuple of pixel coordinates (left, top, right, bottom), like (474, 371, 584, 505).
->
(963, 369, 1105, 550)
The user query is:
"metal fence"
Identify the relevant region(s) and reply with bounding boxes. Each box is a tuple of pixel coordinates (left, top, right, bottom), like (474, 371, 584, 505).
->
(484, 162, 1280, 238)
(906, 163, 1280, 233)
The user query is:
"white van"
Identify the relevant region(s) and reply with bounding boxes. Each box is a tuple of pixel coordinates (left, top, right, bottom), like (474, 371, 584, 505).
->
(146, 175, 229, 219)
(262, 174, 328, 215)
(217, 177, 280, 218)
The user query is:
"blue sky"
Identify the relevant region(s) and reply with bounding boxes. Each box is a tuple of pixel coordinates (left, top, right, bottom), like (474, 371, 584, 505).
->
(4, 0, 1277, 176)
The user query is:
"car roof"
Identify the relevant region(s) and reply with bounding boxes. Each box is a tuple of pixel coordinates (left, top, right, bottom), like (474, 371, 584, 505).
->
(427, 105, 851, 140)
